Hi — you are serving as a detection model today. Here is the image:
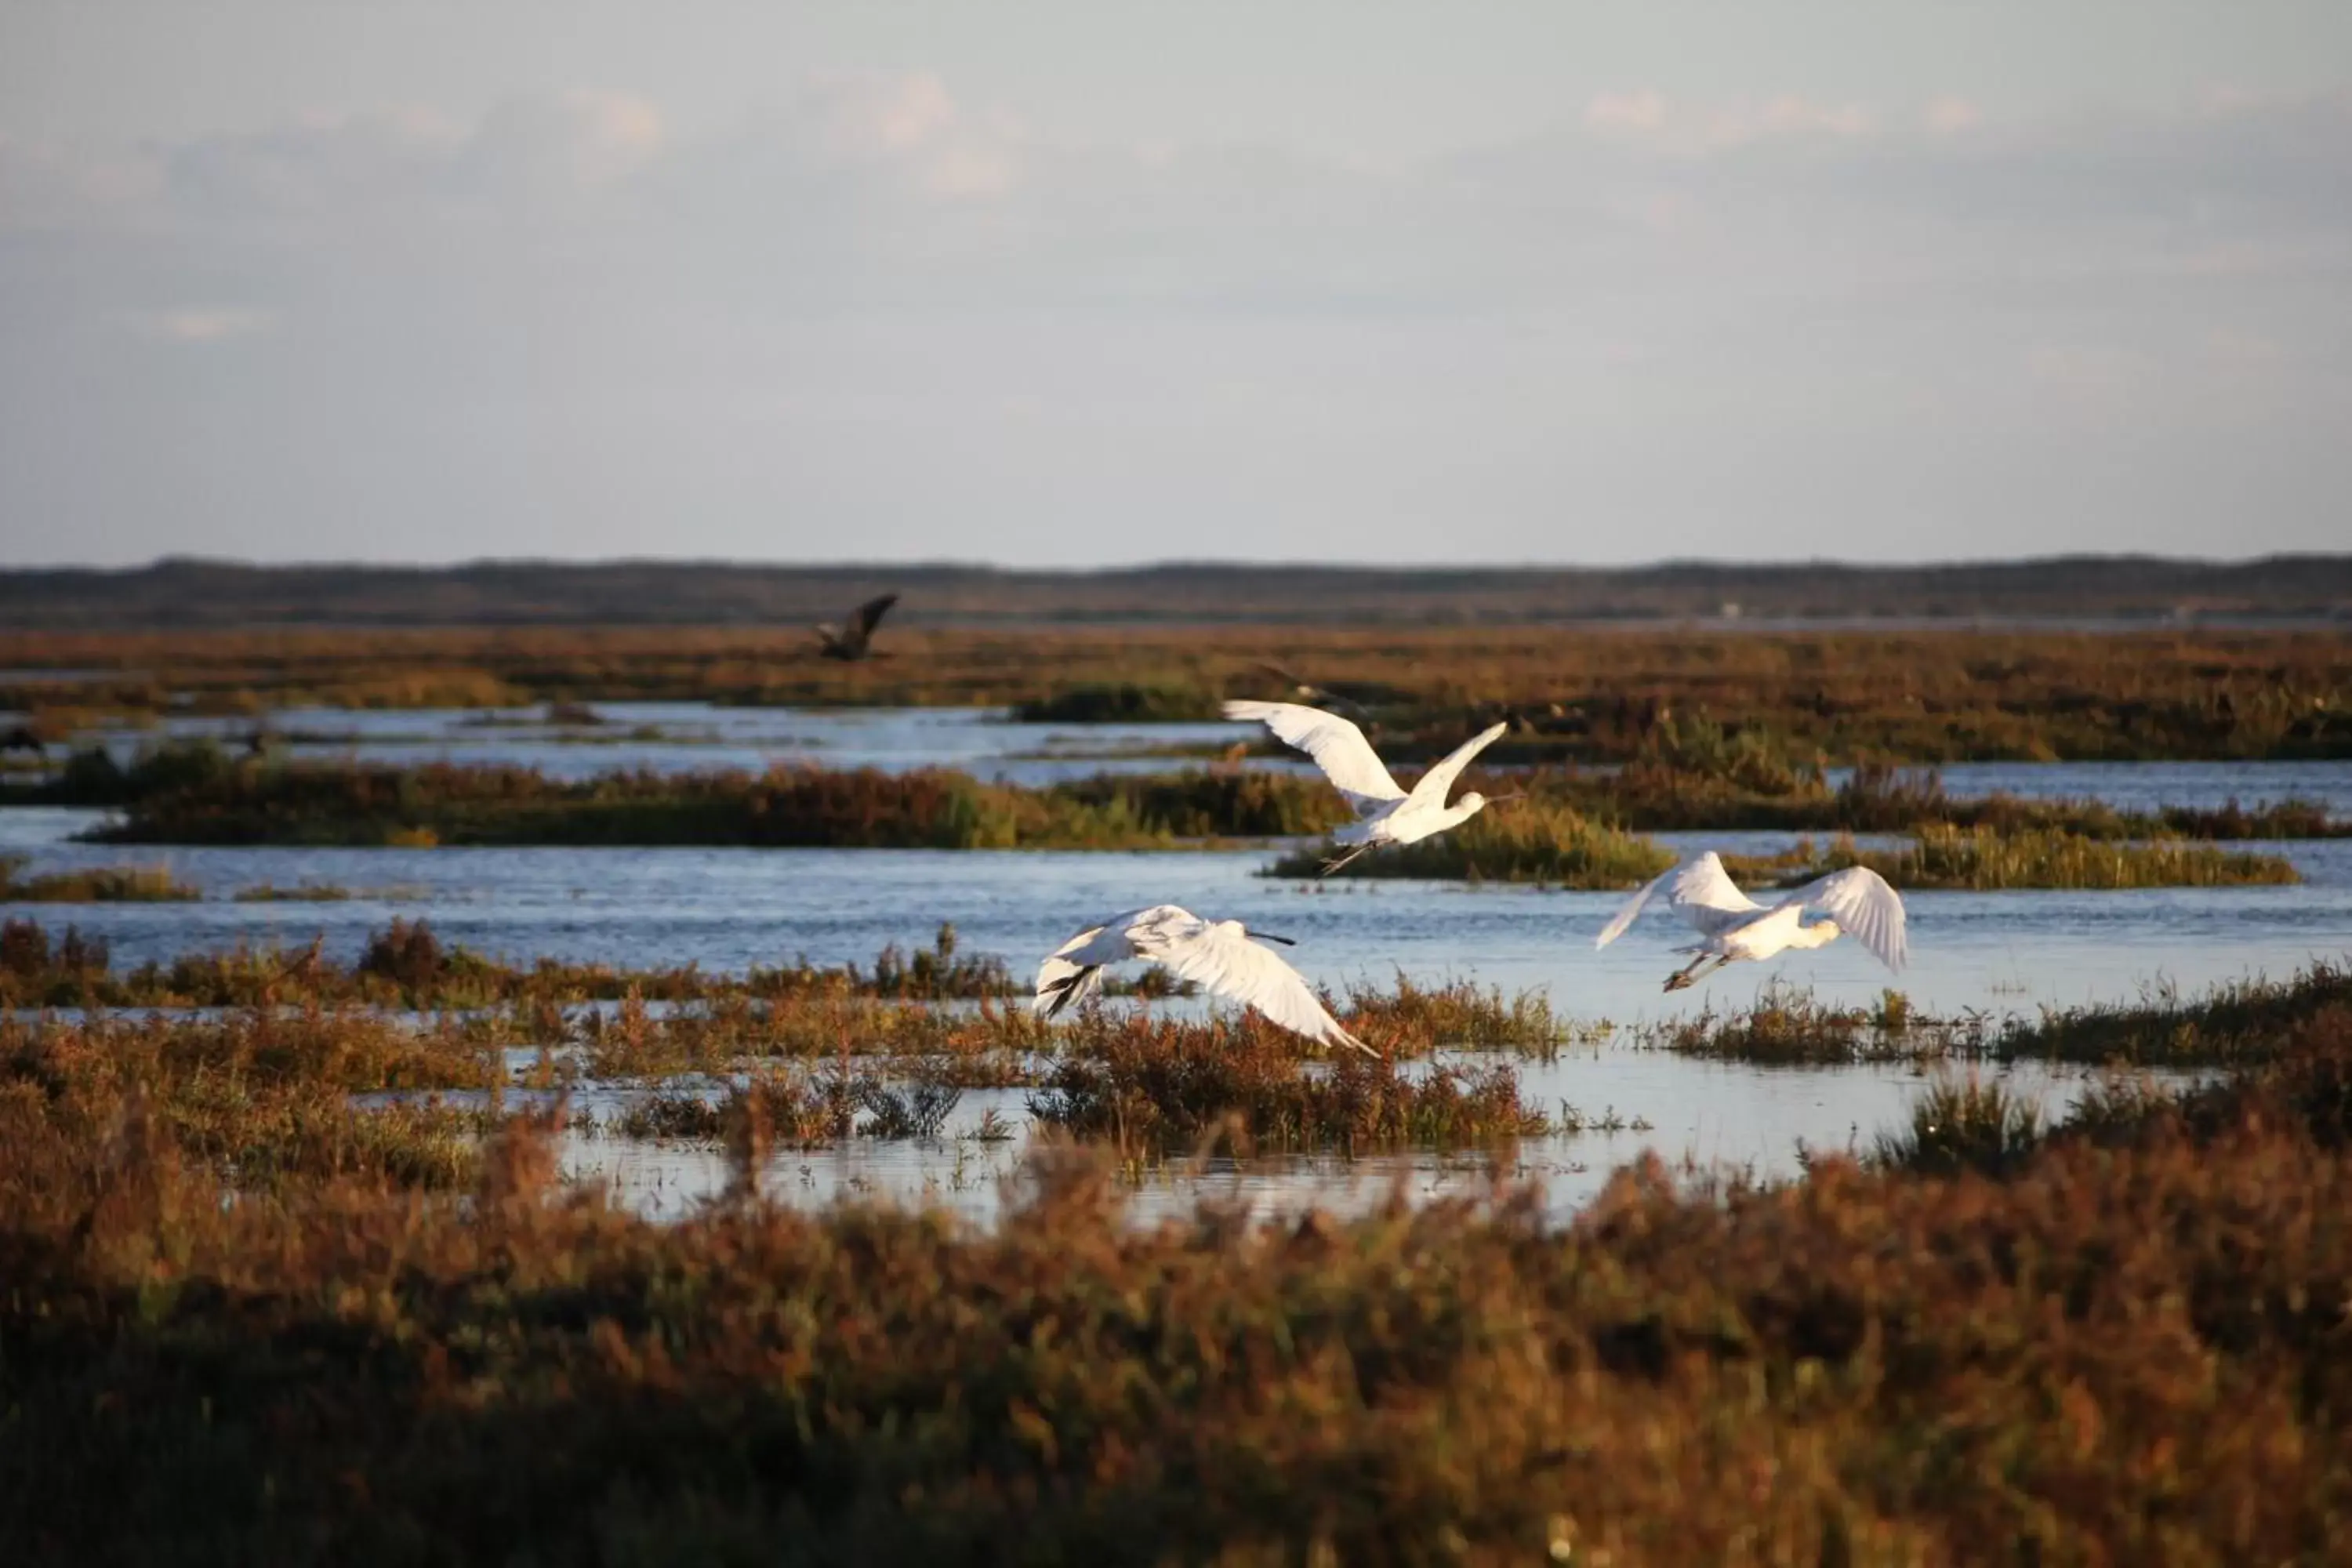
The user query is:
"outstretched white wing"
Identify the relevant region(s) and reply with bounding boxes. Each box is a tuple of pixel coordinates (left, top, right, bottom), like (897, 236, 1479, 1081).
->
(1032, 903, 1190, 1014)
(1131, 918, 1374, 1056)
(1221, 701, 1404, 812)
(1594, 851, 1762, 949)
(1404, 720, 1509, 807)
(1774, 866, 1908, 971)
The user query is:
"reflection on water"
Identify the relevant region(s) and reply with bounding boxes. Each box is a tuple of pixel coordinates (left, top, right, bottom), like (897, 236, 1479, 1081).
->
(7, 714, 2349, 1228)
(372, 1053, 2161, 1228)
(671, 1052, 2184, 1226)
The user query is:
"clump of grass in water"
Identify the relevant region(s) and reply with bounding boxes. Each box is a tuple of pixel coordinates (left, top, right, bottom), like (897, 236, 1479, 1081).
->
(1261, 800, 1674, 887)
(231, 881, 355, 902)
(1872, 1073, 2045, 1177)
(1777, 825, 2300, 890)
(1998, 960, 2352, 1067)
(0, 852, 201, 902)
(1639, 965, 2352, 1071)
(1637, 982, 1959, 1066)
(1338, 972, 1566, 1054)
(1029, 1012, 1545, 1151)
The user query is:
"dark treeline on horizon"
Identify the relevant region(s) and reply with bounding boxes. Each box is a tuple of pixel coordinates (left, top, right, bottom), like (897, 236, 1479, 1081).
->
(2, 553, 2348, 628)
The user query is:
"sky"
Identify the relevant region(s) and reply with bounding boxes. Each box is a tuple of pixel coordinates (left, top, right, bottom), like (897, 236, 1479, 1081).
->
(2, 2, 2348, 569)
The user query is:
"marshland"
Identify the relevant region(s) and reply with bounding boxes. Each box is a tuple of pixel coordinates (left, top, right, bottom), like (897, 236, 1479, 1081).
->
(6, 608, 2352, 1560)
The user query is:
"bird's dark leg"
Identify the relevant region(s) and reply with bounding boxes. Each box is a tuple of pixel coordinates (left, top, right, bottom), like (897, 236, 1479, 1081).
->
(1318, 842, 1374, 878)
(1661, 953, 1716, 992)
(1040, 966, 1100, 1018)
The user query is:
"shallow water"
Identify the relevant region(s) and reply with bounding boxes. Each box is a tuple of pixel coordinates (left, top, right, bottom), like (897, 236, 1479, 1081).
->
(51, 702, 1289, 788)
(554, 1050, 2092, 1229)
(7, 713, 2349, 1225)
(374, 1053, 2153, 1229)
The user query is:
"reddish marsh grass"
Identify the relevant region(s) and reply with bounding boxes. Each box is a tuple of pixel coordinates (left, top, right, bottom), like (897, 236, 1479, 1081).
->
(7, 982, 2352, 1559)
(0, 1006, 498, 1194)
(5, 622, 2348, 761)
(1028, 1011, 1548, 1152)
(0, 919, 1029, 1011)
(1529, 755, 2351, 837)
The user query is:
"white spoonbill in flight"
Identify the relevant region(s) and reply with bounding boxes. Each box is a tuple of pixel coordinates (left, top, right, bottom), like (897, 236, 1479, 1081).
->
(1221, 701, 1509, 876)
(1033, 904, 1374, 1055)
(1594, 851, 1910, 992)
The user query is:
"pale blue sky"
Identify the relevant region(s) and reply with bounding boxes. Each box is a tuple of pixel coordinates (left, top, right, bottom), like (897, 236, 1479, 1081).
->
(2, 2, 2347, 567)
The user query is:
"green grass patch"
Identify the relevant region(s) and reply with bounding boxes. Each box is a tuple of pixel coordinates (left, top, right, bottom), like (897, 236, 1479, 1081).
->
(1261, 800, 1675, 887)
(1777, 825, 2302, 890)
(67, 749, 1353, 848)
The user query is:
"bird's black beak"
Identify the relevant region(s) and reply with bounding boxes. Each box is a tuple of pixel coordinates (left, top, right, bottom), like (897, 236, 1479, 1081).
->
(1248, 929, 1298, 946)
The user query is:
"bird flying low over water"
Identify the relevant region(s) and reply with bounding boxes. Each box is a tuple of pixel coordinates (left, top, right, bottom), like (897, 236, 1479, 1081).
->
(1594, 851, 1910, 992)
(1033, 903, 1374, 1055)
(1221, 701, 1510, 876)
(815, 592, 899, 661)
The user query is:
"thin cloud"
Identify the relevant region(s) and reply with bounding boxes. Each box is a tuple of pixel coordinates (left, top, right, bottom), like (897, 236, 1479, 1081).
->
(129, 307, 275, 343)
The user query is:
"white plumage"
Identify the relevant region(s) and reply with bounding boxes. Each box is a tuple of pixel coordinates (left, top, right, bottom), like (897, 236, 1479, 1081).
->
(1221, 700, 1508, 875)
(1594, 851, 1910, 991)
(1032, 903, 1373, 1055)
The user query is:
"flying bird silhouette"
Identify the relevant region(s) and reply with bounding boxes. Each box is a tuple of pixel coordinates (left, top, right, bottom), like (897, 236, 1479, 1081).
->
(815, 592, 900, 661)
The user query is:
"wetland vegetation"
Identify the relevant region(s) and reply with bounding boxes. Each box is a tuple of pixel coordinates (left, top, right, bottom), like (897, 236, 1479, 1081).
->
(3, 736, 2326, 889)
(1771, 823, 2303, 890)
(37, 747, 1349, 849)
(0, 920, 1050, 1011)
(5, 620, 2348, 763)
(5, 958, 2352, 1559)
(1272, 814, 2303, 888)
(1640, 961, 2352, 1069)
(7, 597, 2351, 1555)
(0, 852, 198, 902)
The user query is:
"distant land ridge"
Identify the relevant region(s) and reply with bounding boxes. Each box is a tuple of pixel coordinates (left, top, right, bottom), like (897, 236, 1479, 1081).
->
(1, 554, 2347, 628)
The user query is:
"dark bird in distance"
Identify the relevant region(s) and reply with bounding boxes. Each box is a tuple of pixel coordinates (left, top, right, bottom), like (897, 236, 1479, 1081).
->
(815, 592, 900, 661)
(1249, 660, 1414, 720)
